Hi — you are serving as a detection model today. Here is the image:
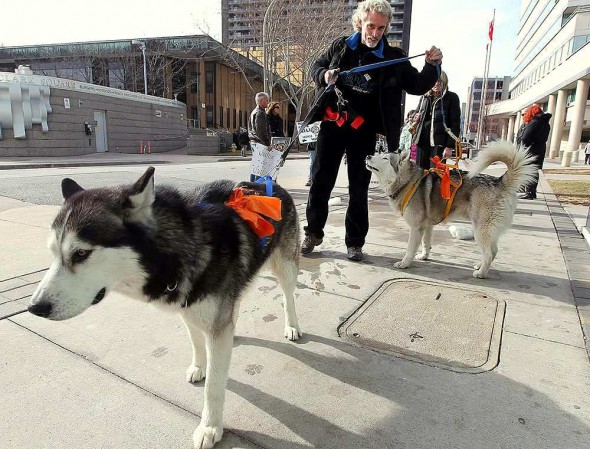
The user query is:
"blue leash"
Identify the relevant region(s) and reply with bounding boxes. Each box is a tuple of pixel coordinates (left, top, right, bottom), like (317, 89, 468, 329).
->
(255, 175, 274, 247)
(338, 52, 426, 76)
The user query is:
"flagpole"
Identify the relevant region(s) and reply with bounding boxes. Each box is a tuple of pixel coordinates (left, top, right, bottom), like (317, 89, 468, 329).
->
(476, 43, 490, 150)
(478, 9, 495, 150)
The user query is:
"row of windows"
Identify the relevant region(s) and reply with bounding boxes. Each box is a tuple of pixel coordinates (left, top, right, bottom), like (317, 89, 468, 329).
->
(190, 106, 250, 130)
(515, 0, 555, 59)
(472, 79, 504, 90)
(511, 34, 590, 99)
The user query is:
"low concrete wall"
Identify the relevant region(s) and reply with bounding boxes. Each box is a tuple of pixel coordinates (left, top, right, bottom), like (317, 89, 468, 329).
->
(186, 130, 232, 155)
(0, 71, 187, 157)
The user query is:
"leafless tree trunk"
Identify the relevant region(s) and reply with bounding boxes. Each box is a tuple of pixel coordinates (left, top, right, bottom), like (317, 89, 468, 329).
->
(257, 0, 350, 121)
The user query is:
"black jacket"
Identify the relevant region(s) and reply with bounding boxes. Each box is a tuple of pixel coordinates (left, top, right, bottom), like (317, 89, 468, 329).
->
(311, 33, 438, 151)
(518, 113, 552, 158)
(267, 113, 285, 137)
(415, 89, 461, 150)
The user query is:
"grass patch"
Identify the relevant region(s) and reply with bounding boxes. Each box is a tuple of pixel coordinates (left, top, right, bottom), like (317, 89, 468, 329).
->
(546, 180, 590, 205)
(543, 168, 590, 175)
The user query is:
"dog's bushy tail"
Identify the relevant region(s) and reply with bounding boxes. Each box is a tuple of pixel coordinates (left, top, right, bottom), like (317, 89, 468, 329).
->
(466, 140, 538, 192)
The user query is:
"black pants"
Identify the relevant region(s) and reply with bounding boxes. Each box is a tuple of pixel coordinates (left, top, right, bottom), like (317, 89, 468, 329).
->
(305, 121, 376, 248)
(417, 144, 444, 170)
(525, 154, 544, 195)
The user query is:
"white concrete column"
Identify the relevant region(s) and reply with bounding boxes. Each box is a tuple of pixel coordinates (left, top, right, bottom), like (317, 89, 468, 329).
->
(501, 118, 508, 141)
(562, 79, 590, 167)
(507, 115, 515, 142)
(546, 93, 557, 156)
(550, 89, 567, 159)
(514, 112, 522, 144)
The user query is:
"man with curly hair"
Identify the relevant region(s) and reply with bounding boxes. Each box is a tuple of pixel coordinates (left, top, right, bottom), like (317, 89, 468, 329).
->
(301, 0, 443, 261)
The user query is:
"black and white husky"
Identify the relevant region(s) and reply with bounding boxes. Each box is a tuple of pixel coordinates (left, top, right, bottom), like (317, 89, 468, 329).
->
(366, 141, 537, 278)
(28, 167, 301, 448)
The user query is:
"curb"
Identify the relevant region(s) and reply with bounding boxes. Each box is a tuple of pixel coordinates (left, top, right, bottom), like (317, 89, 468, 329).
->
(0, 161, 171, 170)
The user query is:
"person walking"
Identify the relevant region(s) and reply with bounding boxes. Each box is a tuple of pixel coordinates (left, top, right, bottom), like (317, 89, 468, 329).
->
(585, 141, 590, 164)
(266, 101, 285, 138)
(413, 70, 461, 169)
(516, 104, 552, 200)
(301, 0, 442, 261)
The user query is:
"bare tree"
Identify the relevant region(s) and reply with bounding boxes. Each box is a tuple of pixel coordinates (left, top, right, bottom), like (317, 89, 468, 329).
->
(265, 0, 350, 121)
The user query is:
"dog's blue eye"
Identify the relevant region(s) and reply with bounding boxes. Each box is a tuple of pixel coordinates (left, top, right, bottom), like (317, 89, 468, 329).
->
(72, 249, 92, 264)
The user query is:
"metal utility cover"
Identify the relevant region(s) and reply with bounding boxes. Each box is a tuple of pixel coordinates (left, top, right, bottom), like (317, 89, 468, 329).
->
(339, 279, 504, 373)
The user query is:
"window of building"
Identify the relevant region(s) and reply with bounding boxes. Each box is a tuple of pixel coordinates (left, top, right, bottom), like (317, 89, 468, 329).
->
(239, 110, 243, 128)
(206, 105, 214, 127)
(190, 72, 199, 93)
(219, 106, 224, 127)
(233, 109, 237, 129)
(205, 66, 214, 93)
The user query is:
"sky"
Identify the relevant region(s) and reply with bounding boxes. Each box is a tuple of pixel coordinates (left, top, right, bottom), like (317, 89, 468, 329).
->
(2, 0, 520, 108)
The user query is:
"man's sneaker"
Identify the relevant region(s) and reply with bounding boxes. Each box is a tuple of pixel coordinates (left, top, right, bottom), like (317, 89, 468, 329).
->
(347, 246, 363, 261)
(301, 235, 322, 254)
(305, 179, 312, 187)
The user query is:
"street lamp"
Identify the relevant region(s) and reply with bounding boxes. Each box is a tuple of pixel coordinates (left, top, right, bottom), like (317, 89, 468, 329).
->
(262, 0, 279, 94)
(132, 40, 148, 95)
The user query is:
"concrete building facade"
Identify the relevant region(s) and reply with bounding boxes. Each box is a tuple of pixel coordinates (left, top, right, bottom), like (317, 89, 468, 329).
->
(0, 67, 186, 157)
(487, 1, 590, 165)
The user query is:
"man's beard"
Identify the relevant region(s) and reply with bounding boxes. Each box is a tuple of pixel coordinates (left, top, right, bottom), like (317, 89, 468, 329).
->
(364, 38, 379, 48)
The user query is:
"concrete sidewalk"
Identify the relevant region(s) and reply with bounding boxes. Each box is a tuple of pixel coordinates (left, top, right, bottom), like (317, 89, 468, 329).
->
(1, 158, 589, 448)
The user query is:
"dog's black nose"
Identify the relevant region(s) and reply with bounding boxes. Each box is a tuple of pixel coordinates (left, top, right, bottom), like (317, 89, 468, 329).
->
(28, 301, 52, 318)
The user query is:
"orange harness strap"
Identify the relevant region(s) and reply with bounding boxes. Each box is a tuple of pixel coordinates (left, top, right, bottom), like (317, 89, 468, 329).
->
(225, 187, 282, 239)
(400, 143, 464, 221)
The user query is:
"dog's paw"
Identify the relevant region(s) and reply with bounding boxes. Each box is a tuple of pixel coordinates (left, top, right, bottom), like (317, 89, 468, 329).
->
(284, 325, 302, 341)
(472, 269, 488, 279)
(186, 364, 206, 383)
(193, 423, 223, 449)
(417, 252, 430, 260)
(393, 260, 411, 269)
(473, 262, 481, 270)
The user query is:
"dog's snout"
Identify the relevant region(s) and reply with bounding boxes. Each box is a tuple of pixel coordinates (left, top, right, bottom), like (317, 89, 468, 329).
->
(28, 301, 52, 318)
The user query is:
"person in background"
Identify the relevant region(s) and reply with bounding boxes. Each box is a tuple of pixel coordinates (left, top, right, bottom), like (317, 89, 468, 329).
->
(306, 141, 316, 187)
(584, 140, 590, 165)
(301, 0, 442, 261)
(413, 70, 461, 169)
(249, 92, 271, 147)
(248, 92, 272, 181)
(238, 127, 250, 157)
(398, 109, 417, 152)
(267, 101, 285, 138)
(516, 103, 552, 200)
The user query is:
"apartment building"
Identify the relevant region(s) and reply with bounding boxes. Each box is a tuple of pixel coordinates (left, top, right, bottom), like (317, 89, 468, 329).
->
(222, 0, 413, 52)
(487, 0, 590, 165)
(464, 76, 511, 143)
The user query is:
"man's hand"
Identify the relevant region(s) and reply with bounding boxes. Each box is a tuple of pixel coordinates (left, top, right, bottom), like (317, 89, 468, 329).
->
(425, 46, 443, 65)
(442, 147, 453, 159)
(324, 68, 340, 85)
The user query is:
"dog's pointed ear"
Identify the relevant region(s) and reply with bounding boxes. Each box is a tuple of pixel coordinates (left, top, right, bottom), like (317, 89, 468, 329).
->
(127, 166, 155, 221)
(62, 178, 85, 200)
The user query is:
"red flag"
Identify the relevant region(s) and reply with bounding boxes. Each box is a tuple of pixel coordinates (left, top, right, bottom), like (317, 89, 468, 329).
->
(488, 20, 494, 40)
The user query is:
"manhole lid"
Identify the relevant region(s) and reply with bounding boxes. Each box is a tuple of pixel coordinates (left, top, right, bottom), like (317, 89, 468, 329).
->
(338, 279, 504, 373)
